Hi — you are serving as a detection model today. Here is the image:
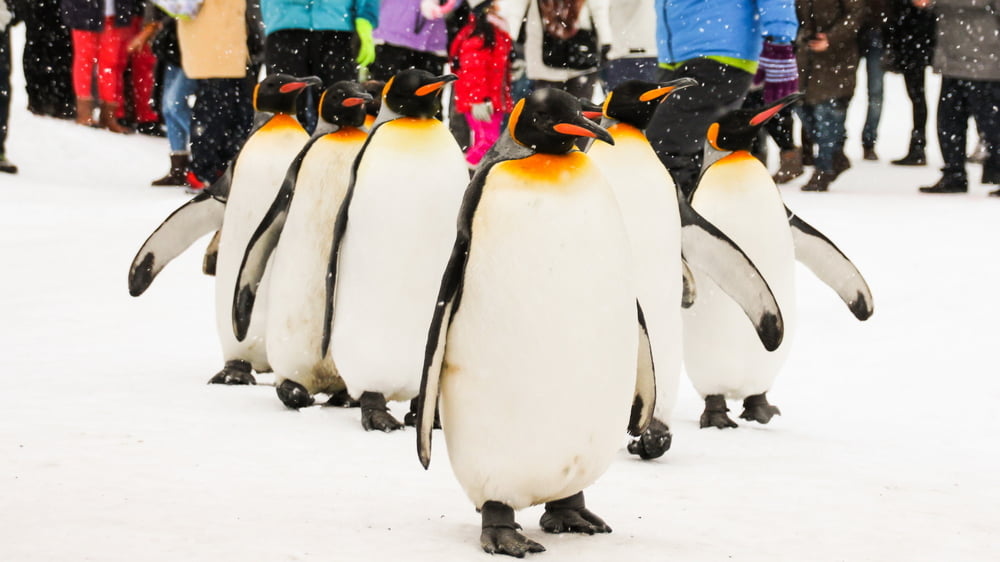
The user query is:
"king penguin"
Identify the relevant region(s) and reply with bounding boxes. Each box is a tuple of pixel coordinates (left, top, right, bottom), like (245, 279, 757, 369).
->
(321, 69, 468, 431)
(415, 88, 657, 557)
(684, 93, 874, 428)
(128, 73, 320, 385)
(231, 81, 373, 409)
(587, 79, 788, 460)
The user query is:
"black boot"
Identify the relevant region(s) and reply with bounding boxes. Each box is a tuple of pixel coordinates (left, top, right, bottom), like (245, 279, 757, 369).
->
(892, 134, 926, 166)
(801, 138, 815, 167)
(862, 145, 878, 161)
(151, 152, 192, 187)
(989, 189, 1000, 197)
(919, 172, 967, 194)
(802, 169, 836, 192)
(832, 149, 851, 178)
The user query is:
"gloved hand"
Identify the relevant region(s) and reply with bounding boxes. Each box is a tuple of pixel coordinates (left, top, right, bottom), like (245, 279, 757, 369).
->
(758, 39, 798, 104)
(471, 100, 494, 122)
(355, 18, 376, 67)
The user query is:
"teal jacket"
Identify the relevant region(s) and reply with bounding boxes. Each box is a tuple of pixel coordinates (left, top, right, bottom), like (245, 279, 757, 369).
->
(261, 0, 380, 35)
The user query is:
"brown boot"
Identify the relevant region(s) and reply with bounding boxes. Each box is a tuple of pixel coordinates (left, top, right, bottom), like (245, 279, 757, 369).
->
(151, 152, 192, 187)
(772, 148, 804, 184)
(75, 97, 96, 127)
(99, 101, 134, 134)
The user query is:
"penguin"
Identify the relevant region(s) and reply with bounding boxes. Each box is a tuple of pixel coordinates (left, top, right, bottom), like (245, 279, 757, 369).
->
(587, 79, 786, 460)
(320, 69, 468, 431)
(683, 93, 874, 428)
(415, 88, 657, 557)
(231, 81, 373, 409)
(128, 73, 320, 385)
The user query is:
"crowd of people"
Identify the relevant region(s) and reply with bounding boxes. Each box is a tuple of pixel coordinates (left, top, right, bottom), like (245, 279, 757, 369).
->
(0, 0, 996, 197)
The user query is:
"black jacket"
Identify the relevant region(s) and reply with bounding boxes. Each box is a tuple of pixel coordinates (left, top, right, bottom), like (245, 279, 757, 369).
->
(60, 0, 140, 31)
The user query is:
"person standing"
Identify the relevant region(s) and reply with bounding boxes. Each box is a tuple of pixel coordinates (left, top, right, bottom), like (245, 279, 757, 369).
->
(795, 0, 864, 192)
(885, 0, 935, 165)
(645, 0, 799, 197)
(858, 0, 888, 160)
(917, 0, 1000, 195)
(14, 0, 75, 120)
(60, 0, 141, 133)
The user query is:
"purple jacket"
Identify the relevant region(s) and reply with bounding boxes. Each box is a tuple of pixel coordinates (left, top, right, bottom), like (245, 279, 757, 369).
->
(373, 0, 453, 54)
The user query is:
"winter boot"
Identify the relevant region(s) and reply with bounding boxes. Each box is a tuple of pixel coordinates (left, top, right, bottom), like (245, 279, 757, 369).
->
(99, 101, 134, 134)
(832, 149, 851, 178)
(0, 155, 17, 174)
(151, 152, 192, 187)
(919, 172, 967, 194)
(989, 189, 1000, 197)
(772, 148, 804, 184)
(802, 169, 836, 192)
(801, 138, 815, 167)
(75, 97, 96, 127)
(863, 145, 878, 161)
(892, 134, 926, 166)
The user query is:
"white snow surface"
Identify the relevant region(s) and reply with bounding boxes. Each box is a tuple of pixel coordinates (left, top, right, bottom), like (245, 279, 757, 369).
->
(2, 30, 998, 561)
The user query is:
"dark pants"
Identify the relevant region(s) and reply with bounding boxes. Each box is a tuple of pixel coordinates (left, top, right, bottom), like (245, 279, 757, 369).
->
(367, 43, 446, 82)
(798, 98, 848, 172)
(265, 29, 358, 132)
(190, 72, 257, 184)
(901, 65, 928, 145)
(602, 57, 658, 90)
(16, 0, 75, 119)
(646, 58, 753, 197)
(859, 25, 884, 149)
(937, 77, 1000, 183)
(0, 27, 9, 155)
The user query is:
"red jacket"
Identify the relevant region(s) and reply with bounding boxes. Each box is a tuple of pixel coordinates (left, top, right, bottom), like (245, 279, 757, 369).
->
(449, 16, 513, 114)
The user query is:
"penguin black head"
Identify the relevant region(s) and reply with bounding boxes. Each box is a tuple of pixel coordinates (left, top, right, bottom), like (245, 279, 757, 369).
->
(602, 77, 698, 129)
(361, 80, 385, 118)
(706, 93, 803, 152)
(382, 69, 458, 118)
(508, 88, 614, 154)
(253, 73, 323, 114)
(318, 81, 374, 128)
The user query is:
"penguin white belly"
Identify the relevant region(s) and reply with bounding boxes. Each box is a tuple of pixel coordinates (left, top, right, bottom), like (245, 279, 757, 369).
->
(267, 130, 366, 393)
(441, 155, 638, 510)
(682, 154, 797, 398)
(215, 120, 308, 370)
(591, 129, 683, 422)
(332, 118, 468, 402)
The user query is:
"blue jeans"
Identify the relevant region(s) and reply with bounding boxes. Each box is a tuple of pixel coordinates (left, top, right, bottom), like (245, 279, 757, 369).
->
(161, 64, 197, 153)
(859, 26, 884, 148)
(798, 99, 848, 172)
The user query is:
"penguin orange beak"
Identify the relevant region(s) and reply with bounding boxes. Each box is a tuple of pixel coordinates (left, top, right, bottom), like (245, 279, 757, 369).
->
(638, 77, 699, 102)
(415, 74, 459, 96)
(279, 76, 322, 93)
(749, 92, 803, 126)
(342, 95, 372, 107)
(578, 98, 604, 120)
(553, 114, 614, 145)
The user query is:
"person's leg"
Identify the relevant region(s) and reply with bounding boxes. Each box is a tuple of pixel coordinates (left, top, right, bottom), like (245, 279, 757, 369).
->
(968, 79, 1000, 184)
(129, 20, 160, 127)
(920, 77, 969, 193)
(0, 26, 14, 173)
(646, 58, 753, 197)
(314, 30, 358, 84)
(161, 64, 196, 153)
(603, 57, 657, 91)
(264, 29, 315, 129)
(70, 28, 99, 125)
(96, 19, 131, 132)
(367, 44, 410, 82)
(893, 65, 929, 165)
(860, 27, 884, 155)
(190, 76, 255, 185)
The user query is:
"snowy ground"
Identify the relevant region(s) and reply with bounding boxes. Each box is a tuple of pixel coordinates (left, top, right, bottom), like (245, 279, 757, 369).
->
(2, 29, 998, 561)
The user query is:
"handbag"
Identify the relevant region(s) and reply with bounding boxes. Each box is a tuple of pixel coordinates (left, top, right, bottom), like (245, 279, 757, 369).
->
(541, 26, 599, 70)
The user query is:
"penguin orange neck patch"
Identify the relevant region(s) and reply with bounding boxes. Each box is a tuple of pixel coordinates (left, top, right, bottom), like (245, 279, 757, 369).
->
(500, 152, 592, 185)
(718, 150, 758, 164)
(606, 123, 644, 140)
(262, 113, 303, 132)
(329, 127, 368, 142)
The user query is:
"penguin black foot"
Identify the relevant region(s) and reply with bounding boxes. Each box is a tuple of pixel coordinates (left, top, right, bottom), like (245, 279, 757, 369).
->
(207, 360, 256, 385)
(275, 380, 314, 409)
(539, 491, 612, 535)
(739, 393, 781, 424)
(324, 389, 359, 408)
(403, 398, 441, 428)
(699, 394, 738, 429)
(481, 501, 545, 557)
(359, 391, 404, 432)
(626, 417, 672, 460)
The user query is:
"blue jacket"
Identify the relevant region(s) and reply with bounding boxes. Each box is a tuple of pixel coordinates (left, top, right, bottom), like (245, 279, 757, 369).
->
(260, 0, 379, 35)
(654, 0, 798, 65)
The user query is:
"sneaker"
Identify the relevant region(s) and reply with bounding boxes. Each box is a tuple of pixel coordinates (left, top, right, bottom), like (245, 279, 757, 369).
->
(184, 171, 206, 194)
(0, 156, 17, 174)
(919, 175, 967, 194)
(863, 146, 878, 161)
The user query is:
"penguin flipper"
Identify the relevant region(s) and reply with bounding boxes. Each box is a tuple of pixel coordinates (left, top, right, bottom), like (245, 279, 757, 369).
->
(681, 259, 696, 308)
(232, 141, 318, 340)
(787, 207, 874, 320)
(128, 192, 225, 297)
(629, 302, 657, 437)
(679, 198, 784, 351)
(417, 160, 493, 469)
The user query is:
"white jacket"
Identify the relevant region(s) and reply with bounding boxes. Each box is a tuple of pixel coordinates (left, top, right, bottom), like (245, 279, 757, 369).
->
(607, 0, 656, 61)
(501, 0, 612, 82)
